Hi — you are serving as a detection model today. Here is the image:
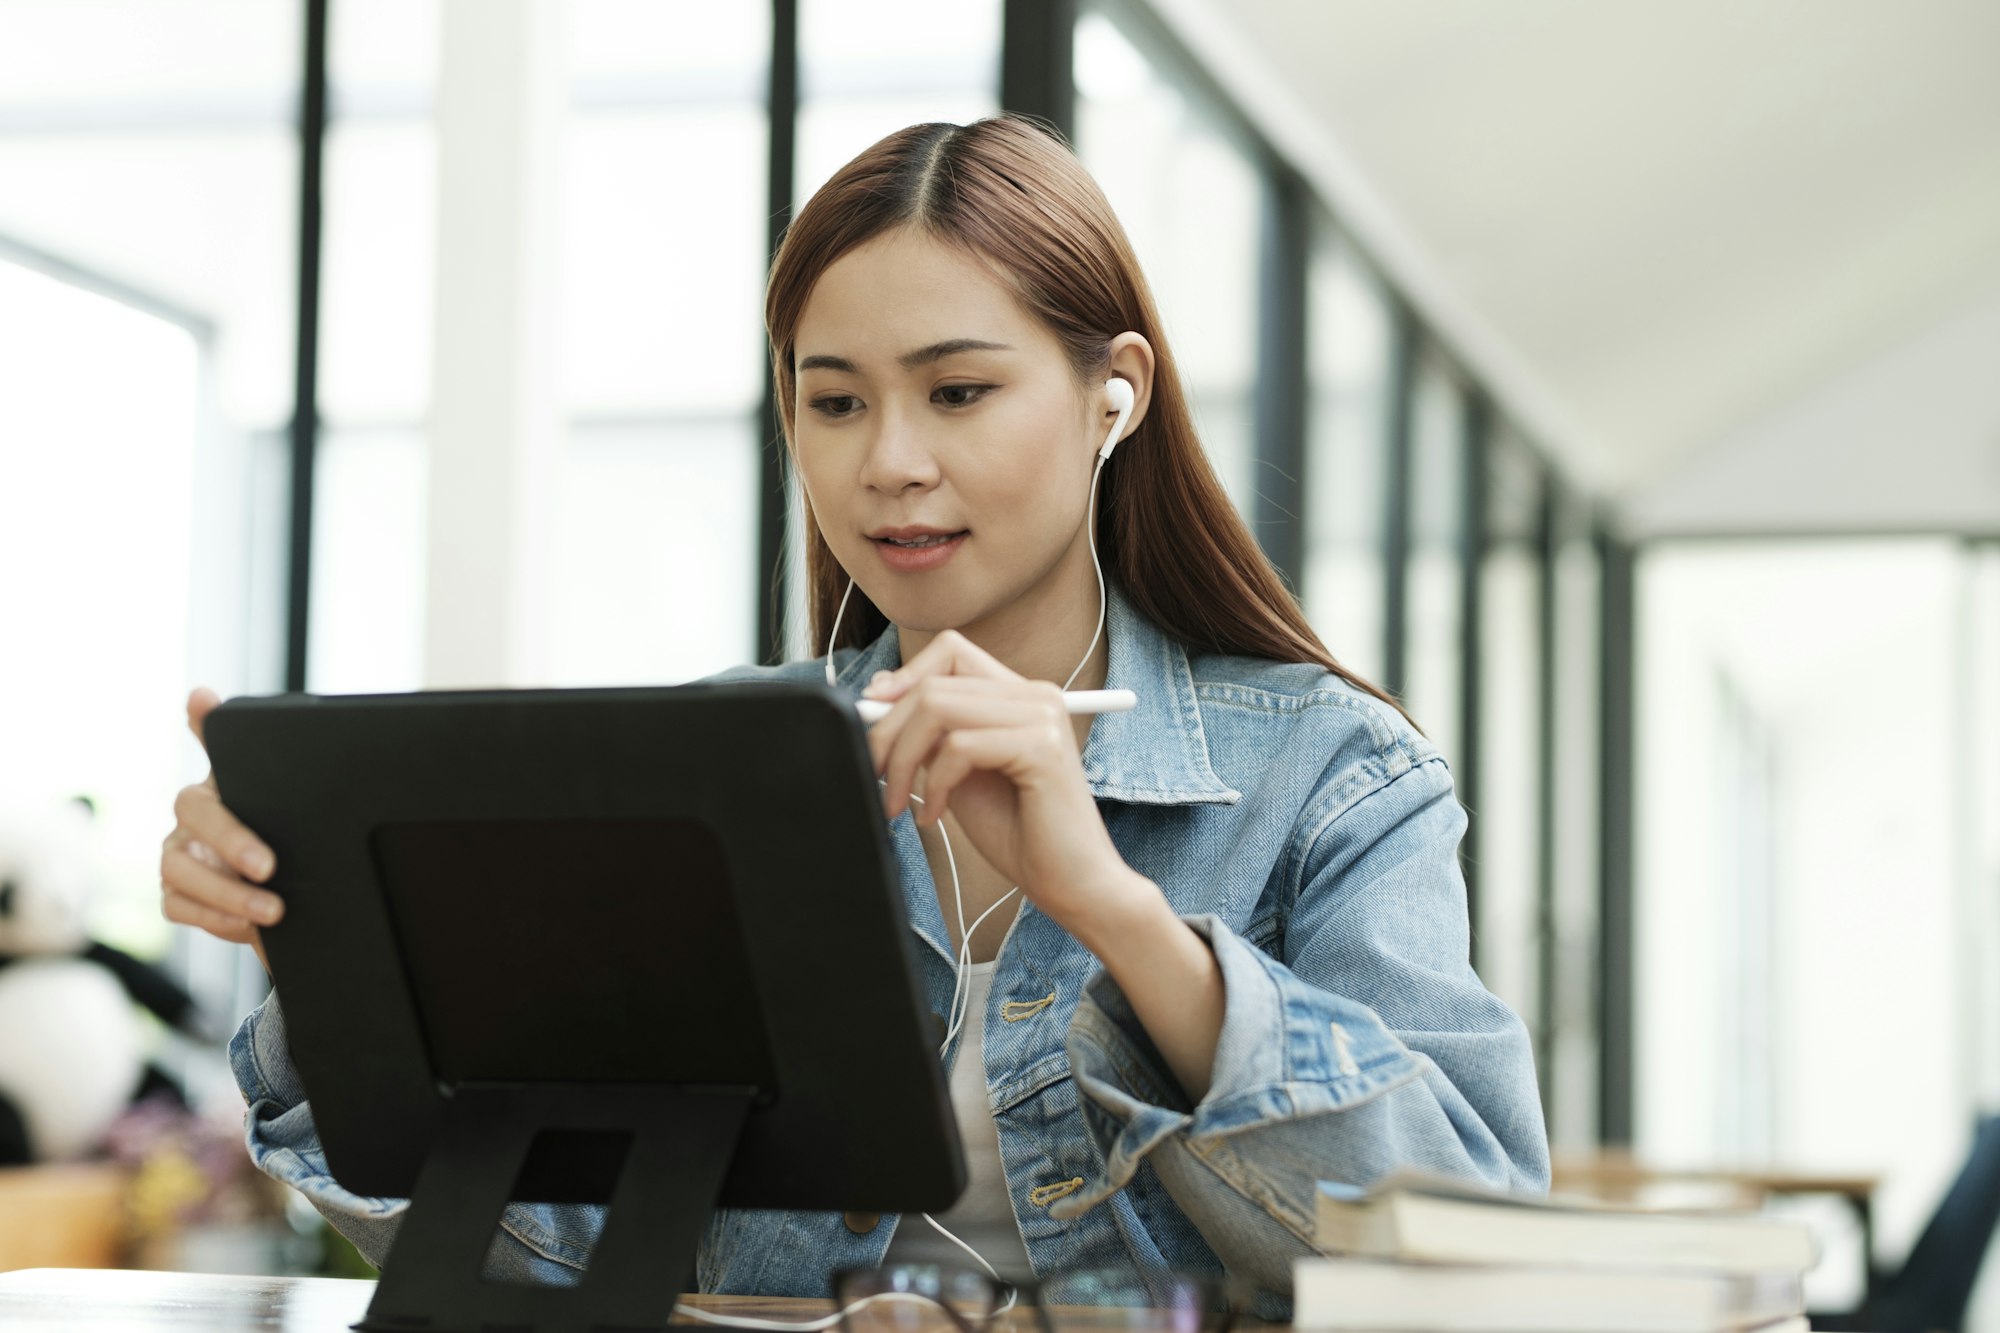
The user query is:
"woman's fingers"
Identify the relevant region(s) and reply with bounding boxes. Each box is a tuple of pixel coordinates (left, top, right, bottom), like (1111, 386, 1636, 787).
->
(873, 681, 1045, 819)
(170, 780, 275, 883)
(171, 687, 277, 962)
(920, 725, 1041, 827)
(161, 843, 283, 927)
(161, 887, 262, 945)
(863, 631, 1049, 817)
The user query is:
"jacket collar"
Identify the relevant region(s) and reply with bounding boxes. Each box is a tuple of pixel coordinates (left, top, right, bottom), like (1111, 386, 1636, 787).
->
(832, 578, 1240, 808)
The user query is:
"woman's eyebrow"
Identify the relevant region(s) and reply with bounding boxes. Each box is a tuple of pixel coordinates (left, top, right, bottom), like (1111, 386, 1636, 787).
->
(796, 339, 1014, 375)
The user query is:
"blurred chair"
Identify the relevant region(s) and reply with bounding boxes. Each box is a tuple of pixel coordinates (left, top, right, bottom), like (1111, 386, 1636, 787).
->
(1810, 1112, 2000, 1333)
(0, 1164, 128, 1270)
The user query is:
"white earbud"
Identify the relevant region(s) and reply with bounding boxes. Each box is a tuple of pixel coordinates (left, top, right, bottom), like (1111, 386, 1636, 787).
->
(1098, 377, 1135, 461)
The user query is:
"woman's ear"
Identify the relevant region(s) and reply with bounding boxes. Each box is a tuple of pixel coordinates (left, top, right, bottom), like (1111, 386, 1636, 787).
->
(1102, 331, 1155, 451)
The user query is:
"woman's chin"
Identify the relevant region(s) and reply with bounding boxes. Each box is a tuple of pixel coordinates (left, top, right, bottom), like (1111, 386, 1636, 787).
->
(874, 601, 968, 635)
(864, 581, 987, 635)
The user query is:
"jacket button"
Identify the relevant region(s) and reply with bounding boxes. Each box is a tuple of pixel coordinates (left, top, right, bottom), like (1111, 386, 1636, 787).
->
(843, 1211, 880, 1235)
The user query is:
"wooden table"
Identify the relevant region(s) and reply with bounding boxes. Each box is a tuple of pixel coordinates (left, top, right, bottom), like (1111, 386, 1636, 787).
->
(0, 1268, 1190, 1331)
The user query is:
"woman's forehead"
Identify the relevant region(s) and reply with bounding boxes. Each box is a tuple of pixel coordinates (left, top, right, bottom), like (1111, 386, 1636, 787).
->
(797, 230, 1046, 362)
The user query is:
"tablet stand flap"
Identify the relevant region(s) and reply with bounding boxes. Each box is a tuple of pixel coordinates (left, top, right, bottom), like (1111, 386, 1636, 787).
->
(357, 1082, 755, 1333)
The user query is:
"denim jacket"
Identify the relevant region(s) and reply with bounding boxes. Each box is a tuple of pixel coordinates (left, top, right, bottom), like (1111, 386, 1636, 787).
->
(229, 577, 1549, 1317)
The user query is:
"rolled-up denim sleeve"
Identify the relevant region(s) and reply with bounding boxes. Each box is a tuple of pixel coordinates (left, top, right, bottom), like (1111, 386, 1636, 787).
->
(228, 991, 597, 1283)
(1055, 755, 1550, 1294)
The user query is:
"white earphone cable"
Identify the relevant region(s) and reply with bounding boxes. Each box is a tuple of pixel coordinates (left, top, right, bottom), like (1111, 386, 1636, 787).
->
(1061, 452, 1111, 693)
(824, 575, 859, 689)
(687, 391, 1124, 1327)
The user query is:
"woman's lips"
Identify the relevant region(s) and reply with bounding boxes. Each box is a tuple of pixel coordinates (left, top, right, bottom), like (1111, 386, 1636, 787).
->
(872, 531, 969, 572)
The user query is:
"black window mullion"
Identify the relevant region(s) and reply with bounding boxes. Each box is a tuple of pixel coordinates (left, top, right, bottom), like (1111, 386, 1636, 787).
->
(1532, 469, 1559, 1130)
(758, 0, 798, 665)
(1597, 526, 1637, 1146)
(1001, 0, 1077, 139)
(1381, 303, 1417, 700)
(1458, 390, 1491, 962)
(284, 0, 329, 693)
(1252, 165, 1309, 593)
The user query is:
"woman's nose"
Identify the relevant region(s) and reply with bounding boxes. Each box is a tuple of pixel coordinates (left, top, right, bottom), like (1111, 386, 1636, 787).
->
(857, 412, 941, 493)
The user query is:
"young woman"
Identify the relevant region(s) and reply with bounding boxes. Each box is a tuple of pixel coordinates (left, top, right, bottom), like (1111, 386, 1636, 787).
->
(161, 116, 1548, 1316)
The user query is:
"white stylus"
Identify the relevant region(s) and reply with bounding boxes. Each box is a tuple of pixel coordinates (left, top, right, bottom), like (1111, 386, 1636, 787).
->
(854, 687, 1137, 725)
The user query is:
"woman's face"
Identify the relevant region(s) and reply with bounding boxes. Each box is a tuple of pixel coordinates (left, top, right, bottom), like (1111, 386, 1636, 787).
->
(791, 227, 1105, 639)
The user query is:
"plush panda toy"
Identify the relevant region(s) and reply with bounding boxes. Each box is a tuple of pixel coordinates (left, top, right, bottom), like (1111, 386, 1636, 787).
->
(0, 799, 215, 1165)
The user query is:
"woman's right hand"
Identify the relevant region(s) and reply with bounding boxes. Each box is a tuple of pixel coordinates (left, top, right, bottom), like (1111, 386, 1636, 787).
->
(161, 687, 283, 972)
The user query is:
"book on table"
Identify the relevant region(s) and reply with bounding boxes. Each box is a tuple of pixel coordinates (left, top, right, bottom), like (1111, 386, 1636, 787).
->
(1310, 1168, 1819, 1274)
(1291, 1170, 1819, 1333)
(1289, 1257, 1806, 1333)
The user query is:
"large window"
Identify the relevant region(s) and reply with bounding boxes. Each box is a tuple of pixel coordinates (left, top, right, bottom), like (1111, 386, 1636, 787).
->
(0, 0, 1640, 1182)
(310, 0, 439, 694)
(0, 1, 298, 988)
(548, 0, 773, 685)
(0, 264, 202, 943)
(1635, 539, 1999, 1307)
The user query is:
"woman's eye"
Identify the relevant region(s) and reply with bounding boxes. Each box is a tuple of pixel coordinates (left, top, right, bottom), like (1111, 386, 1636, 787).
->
(934, 384, 995, 409)
(810, 395, 861, 419)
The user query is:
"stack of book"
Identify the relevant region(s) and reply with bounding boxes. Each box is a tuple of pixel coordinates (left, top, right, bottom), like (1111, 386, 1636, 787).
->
(1291, 1169, 1819, 1333)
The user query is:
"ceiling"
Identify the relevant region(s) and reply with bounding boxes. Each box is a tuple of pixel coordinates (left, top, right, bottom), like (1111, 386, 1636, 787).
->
(1199, 0, 2000, 500)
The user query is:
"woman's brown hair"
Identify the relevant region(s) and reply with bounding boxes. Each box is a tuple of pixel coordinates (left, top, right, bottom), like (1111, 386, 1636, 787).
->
(764, 115, 1399, 712)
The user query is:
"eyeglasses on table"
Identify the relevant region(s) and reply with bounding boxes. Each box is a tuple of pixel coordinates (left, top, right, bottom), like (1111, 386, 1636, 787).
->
(830, 1262, 1243, 1333)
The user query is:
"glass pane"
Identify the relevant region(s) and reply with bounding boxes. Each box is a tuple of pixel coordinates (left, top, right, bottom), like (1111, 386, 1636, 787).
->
(1474, 426, 1544, 1024)
(552, 4, 775, 679)
(563, 105, 768, 415)
(572, 0, 765, 91)
(0, 0, 296, 110)
(1075, 11, 1258, 518)
(307, 429, 429, 694)
(312, 0, 440, 697)
(794, 0, 1001, 203)
(0, 0, 299, 970)
(1634, 539, 1987, 1310)
(0, 262, 200, 950)
(1404, 357, 1467, 764)
(799, 0, 999, 93)
(0, 130, 298, 426)
(321, 117, 437, 423)
(1547, 492, 1601, 1150)
(323, 0, 442, 426)
(330, 0, 439, 93)
(547, 420, 760, 686)
(1303, 227, 1391, 687)
(1967, 545, 2000, 1124)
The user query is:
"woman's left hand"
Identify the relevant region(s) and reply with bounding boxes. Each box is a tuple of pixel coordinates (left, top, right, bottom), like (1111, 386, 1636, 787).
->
(863, 629, 1141, 928)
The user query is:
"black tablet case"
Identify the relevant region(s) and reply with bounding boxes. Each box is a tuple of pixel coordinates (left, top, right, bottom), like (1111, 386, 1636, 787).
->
(205, 683, 964, 1214)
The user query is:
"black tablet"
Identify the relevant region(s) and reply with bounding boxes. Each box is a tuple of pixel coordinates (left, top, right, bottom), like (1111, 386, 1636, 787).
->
(206, 682, 964, 1327)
